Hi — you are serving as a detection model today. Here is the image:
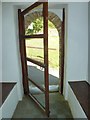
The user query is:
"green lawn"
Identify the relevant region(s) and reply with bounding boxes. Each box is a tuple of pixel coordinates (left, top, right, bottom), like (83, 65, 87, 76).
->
(26, 30, 59, 69)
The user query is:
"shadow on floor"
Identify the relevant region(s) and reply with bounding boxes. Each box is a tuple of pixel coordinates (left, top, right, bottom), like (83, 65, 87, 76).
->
(28, 65, 60, 94)
(28, 65, 59, 85)
(12, 93, 73, 118)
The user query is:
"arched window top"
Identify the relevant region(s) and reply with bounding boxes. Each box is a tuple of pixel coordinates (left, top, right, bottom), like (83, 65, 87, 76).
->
(25, 11, 62, 34)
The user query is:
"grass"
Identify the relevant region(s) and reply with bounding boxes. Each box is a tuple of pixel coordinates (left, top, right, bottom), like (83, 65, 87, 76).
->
(26, 29, 59, 69)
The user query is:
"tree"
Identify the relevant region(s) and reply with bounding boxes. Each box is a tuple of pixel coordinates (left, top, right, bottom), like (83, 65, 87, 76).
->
(25, 17, 55, 35)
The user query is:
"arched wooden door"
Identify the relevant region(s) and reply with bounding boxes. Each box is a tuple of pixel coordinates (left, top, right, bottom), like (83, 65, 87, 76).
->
(18, 1, 49, 117)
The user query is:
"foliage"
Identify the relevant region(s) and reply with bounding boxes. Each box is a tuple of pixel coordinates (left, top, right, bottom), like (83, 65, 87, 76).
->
(26, 17, 43, 35)
(26, 17, 56, 35)
(48, 20, 55, 28)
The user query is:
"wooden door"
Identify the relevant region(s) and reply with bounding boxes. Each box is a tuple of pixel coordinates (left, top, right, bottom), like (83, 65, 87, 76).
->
(18, 1, 49, 117)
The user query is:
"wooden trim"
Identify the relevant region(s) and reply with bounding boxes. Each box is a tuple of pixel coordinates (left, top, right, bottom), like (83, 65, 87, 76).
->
(28, 78, 45, 93)
(43, 2, 49, 117)
(22, 14, 29, 94)
(18, 9, 29, 94)
(24, 34, 45, 39)
(60, 8, 65, 95)
(1, 83, 16, 107)
(69, 81, 90, 119)
(26, 57, 46, 68)
(22, 2, 43, 16)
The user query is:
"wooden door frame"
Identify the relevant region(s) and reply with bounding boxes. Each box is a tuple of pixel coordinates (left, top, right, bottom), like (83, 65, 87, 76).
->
(18, 9, 29, 94)
(60, 8, 65, 95)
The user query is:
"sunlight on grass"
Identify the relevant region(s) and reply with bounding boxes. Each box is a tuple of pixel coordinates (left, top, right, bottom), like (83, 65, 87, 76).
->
(26, 27, 59, 69)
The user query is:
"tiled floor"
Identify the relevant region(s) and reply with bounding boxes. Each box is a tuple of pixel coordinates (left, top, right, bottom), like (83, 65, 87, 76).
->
(13, 92, 73, 119)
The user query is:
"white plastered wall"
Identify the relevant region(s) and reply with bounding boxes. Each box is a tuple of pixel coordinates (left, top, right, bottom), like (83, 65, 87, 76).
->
(2, 3, 23, 100)
(50, 2, 88, 118)
(0, 2, 2, 81)
(64, 2, 88, 99)
(0, 2, 2, 120)
(88, 2, 90, 84)
(66, 2, 88, 118)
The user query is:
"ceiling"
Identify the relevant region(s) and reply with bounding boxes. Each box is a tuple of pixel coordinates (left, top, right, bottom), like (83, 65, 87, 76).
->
(18, 3, 66, 9)
(2, 2, 67, 9)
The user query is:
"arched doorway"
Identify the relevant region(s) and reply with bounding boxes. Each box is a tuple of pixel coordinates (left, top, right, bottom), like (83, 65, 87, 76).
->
(25, 11, 64, 93)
